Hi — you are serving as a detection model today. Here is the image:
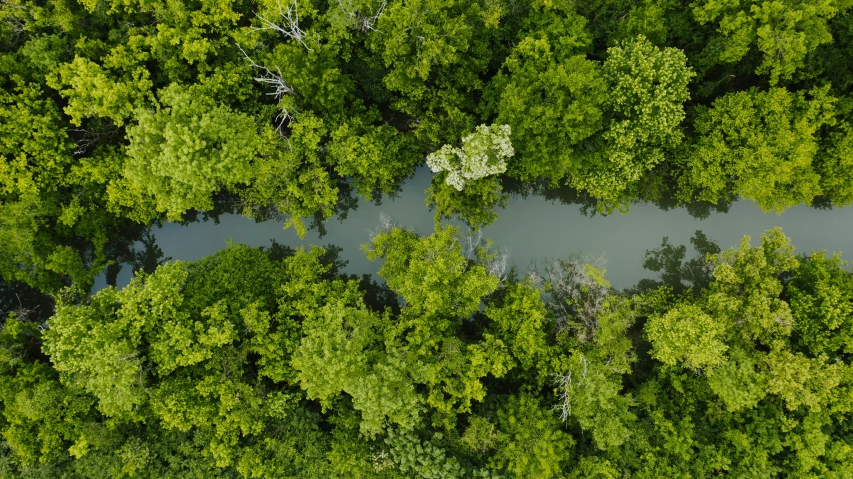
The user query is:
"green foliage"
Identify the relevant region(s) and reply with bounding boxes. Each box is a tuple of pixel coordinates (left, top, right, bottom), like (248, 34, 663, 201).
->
(494, 37, 605, 181)
(47, 56, 153, 127)
(0, 82, 71, 199)
(121, 84, 260, 222)
(0, 313, 97, 468)
(239, 114, 339, 237)
(426, 175, 507, 229)
(694, 0, 851, 84)
(386, 430, 464, 479)
(680, 86, 836, 210)
(4, 0, 853, 475)
(787, 251, 853, 357)
(815, 102, 853, 207)
(364, 225, 510, 423)
(368, 0, 491, 143)
(485, 283, 550, 375)
(41, 244, 331, 471)
(647, 303, 729, 370)
(365, 225, 498, 321)
(1, 221, 852, 476)
(490, 23, 605, 182)
(572, 35, 694, 201)
(294, 301, 422, 436)
(490, 394, 573, 479)
(328, 118, 421, 200)
(0, 78, 124, 293)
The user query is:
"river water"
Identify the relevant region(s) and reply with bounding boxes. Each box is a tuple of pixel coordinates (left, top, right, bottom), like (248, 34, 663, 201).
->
(93, 167, 853, 292)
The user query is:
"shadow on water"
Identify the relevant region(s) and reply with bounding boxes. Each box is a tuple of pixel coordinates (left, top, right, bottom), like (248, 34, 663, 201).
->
(95, 176, 366, 287)
(91, 173, 421, 292)
(627, 230, 722, 295)
(501, 176, 733, 220)
(103, 230, 173, 287)
(182, 177, 405, 239)
(91, 212, 400, 319)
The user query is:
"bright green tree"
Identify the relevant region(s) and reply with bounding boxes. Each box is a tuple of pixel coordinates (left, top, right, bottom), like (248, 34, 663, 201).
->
(573, 35, 694, 203)
(119, 84, 262, 222)
(679, 86, 836, 211)
(489, 8, 605, 182)
(693, 0, 851, 84)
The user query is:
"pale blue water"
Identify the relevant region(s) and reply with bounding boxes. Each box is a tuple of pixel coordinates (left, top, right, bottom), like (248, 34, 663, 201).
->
(94, 167, 853, 291)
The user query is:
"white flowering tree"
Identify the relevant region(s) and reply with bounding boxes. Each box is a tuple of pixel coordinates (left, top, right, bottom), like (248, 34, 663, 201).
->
(426, 124, 514, 191)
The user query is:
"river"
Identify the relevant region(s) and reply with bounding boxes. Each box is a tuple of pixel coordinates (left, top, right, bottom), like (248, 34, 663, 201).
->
(93, 167, 853, 292)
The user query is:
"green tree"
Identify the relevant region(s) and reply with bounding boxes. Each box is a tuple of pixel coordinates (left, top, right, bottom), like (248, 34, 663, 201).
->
(488, 8, 605, 182)
(814, 98, 853, 207)
(0, 79, 119, 292)
(368, 0, 492, 144)
(364, 225, 512, 425)
(328, 117, 421, 200)
(425, 124, 513, 228)
(238, 113, 339, 238)
(787, 251, 853, 358)
(43, 244, 334, 471)
(294, 301, 423, 436)
(47, 56, 153, 127)
(573, 35, 694, 203)
(119, 84, 262, 222)
(693, 0, 851, 84)
(679, 86, 836, 211)
(489, 394, 574, 479)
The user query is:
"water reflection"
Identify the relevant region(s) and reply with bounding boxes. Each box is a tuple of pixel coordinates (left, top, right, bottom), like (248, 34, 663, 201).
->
(501, 175, 733, 220)
(631, 231, 721, 295)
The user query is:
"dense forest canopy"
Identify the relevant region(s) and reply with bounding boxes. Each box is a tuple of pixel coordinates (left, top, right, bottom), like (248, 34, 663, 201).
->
(2, 0, 853, 476)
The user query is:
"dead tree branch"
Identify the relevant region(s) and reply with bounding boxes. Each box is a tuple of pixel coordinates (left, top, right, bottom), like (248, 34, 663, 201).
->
(237, 44, 295, 136)
(337, 0, 386, 33)
(253, 0, 313, 50)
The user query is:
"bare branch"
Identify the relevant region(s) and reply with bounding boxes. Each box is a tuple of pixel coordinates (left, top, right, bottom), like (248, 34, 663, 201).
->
(237, 44, 295, 136)
(484, 248, 508, 284)
(463, 228, 483, 259)
(553, 372, 573, 422)
(253, 0, 313, 51)
(368, 212, 396, 241)
(1, 6, 26, 41)
(536, 254, 610, 340)
(66, 126, 117, 156)
(337, 0, 386, 33)
(552, 356, 588, 423)
(0, 0, 27, 9)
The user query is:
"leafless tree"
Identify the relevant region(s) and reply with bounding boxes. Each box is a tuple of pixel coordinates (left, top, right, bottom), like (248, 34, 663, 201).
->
(484, 249, 508, 284)
(371, 449, 393, 472)
(253, 0, 313, 50)
(237, 44, 295, 135)
(337, 0, 386, 33)
(461, 228, 509, 284)
(463, 228, 483, 259)
(538, 254, 610, 340)
(367, 212, 396, 241)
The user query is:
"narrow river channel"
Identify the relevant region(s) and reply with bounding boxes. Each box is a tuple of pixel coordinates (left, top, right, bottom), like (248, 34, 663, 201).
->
(94, 167, 853, 292)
